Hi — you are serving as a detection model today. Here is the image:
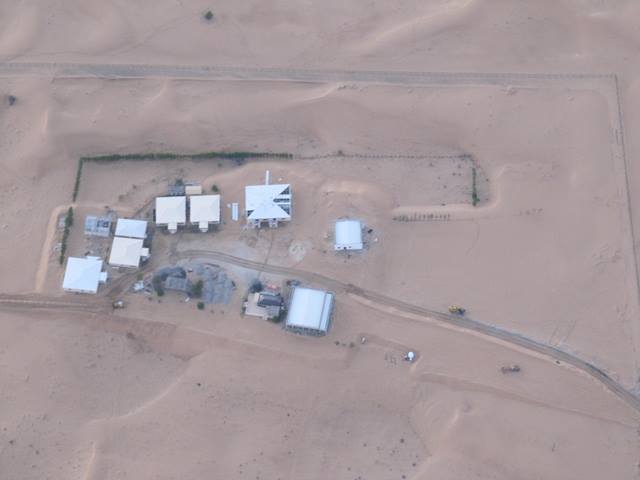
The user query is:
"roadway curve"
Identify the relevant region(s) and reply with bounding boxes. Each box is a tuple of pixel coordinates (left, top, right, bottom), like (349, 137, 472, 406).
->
(1, 250, 639, 413)
(176, 249, 640, 414)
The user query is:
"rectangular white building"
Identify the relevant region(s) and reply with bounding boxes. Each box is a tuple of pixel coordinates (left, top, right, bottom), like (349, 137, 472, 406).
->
(62, 256, 108, 294)
(334, 219, 363, 251)
(189, 194, 221, 232)
(155, 196, 186, 233)
(285, 287, 334, 336)
(115, 218, 148, 239)
(109, 237, 149, 268)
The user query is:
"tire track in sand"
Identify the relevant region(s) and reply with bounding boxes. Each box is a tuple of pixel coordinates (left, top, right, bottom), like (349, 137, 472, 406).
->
(176, 249, 640, 414)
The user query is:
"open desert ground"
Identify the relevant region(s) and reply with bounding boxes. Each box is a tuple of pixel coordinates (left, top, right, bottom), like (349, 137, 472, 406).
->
(2, 1, 640, 479)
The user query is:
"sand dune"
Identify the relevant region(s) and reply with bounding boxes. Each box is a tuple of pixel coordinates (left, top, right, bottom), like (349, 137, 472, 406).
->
(2, 1, 640, 479)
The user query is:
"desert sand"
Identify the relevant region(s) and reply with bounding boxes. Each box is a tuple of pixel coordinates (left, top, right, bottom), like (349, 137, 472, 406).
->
(1, 1, 640, 479)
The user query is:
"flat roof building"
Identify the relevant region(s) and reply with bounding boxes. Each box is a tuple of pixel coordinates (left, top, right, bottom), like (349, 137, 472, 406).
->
(189, 195, 221, 232)
(334, 219, 363, 251)
(185, 184, 202, 196)
(285, 287, 334, 336)
(115, 218, 147, 239)
(62, 256, 108, 294)
(109, 237, 149, 268)
(155, 196, 186, 233)
(244, 291, 283, 321)
(84, 215, 112, 237)
(245, 171, 291, 228)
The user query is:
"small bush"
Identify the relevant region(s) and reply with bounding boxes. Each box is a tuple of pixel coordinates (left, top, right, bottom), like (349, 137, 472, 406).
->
(197, 301, 205, 310)
(192, 279, 204, 298)
(204, 10, 214, 21)
(272, 309, 286, 324)
(59, 207, 74, 264)
(249, 280, 263, 294)
(65, 206, 74, 228)
(72, 159, 84, 201)
(211, 184, 219, 193)
(471, 167, 479, 206)
(7, 95, 16, 106)
(152, 276, 165, 296)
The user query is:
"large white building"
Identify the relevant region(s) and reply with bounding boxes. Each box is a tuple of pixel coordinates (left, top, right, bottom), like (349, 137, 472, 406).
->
(285, 287, 334, 336)
(189, 194, 221, 232)
(245, 171, 291, 228)
(334, 219, 363, 251)
(62, 256, 108, 294)
(155, 196, 186, 233)
(109, 237, 149, 268)
(115, 218, 148, 239)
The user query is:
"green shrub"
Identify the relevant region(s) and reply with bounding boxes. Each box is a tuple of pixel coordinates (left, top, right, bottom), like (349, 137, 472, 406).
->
(152, 276, 165, 296)
(471, 167, 479, 206)
(65, 206, 74, 228)
(59, 207, 74, 264)
(249, 280, 263, 294)
(192, 279, 204, 298)
(197, 301, 205, 310)
(204, 10, 214, 21)
(211, 184, 219, 193)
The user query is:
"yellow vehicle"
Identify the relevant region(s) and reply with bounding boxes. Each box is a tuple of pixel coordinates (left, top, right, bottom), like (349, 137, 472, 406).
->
(448, 305, 466, 315)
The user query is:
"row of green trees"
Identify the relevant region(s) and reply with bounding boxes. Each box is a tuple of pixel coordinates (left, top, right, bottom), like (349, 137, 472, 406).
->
(59, 207, 74, 265)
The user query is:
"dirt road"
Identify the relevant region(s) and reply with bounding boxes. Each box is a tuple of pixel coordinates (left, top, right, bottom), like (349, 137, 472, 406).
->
(0, 61, 611, 84)
(174, 249, 640, 413)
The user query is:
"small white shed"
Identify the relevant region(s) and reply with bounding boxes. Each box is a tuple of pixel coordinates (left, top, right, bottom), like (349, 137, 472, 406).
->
(62, 256, 108, 294)
(334, 219, 363, 251)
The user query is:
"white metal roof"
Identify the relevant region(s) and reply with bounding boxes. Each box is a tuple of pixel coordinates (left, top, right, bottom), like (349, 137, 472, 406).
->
(245, 184, 291, 220)
(189, 195, 221, 228)
(115, 218, 147, 239)
(108, 237, 148, 268)
(62, 256, 107, 294)
(335, 219, 363, 251)
(155, 196, 186, 229)
(286, 287, 334, 333)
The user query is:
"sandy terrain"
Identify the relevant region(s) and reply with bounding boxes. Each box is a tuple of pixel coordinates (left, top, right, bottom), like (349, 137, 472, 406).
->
(2, 1, 640, 479)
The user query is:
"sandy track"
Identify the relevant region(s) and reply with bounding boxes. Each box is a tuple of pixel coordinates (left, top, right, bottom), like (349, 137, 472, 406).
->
(175, 249, 640, 414)
(0, 61, 613, 84)
(2, 247, 640, 416)
(0, 293, 107, 312)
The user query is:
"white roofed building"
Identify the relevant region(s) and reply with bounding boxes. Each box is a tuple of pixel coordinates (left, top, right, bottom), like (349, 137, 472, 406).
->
(115, 218, 148, 239)
(62, 256, 108, 294)
(245, 171, 291, 228)
(285, 287, 334, 336)
(189, 195, 221, 232)
(155, 196, 186, 233)
(334, 219, 363, 251)
(109, 237, 149, 268)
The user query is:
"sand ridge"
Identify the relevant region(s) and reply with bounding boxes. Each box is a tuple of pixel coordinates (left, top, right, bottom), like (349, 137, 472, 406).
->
(2, 1, 640, 479)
